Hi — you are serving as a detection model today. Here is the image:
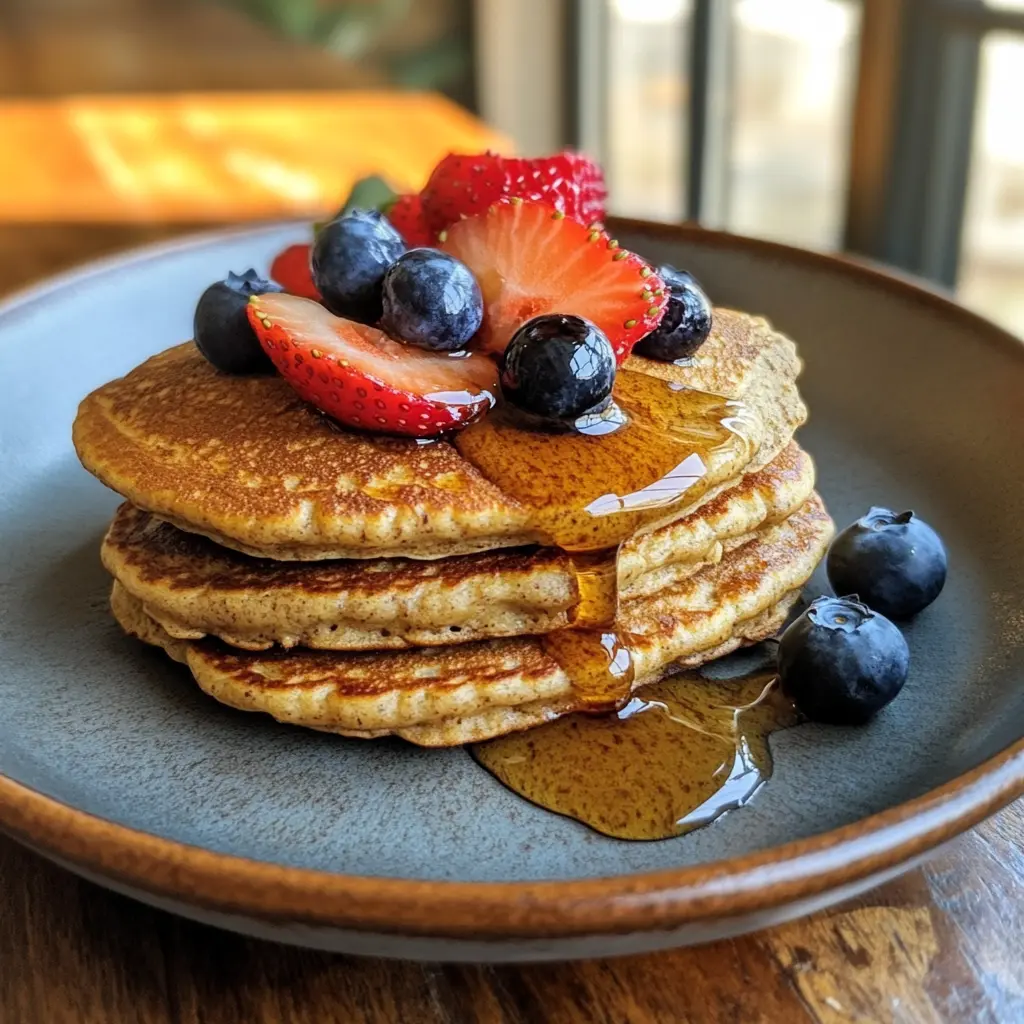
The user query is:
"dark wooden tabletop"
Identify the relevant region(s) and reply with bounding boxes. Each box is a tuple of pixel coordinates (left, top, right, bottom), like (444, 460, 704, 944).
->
(2, 2, 1024, 1021)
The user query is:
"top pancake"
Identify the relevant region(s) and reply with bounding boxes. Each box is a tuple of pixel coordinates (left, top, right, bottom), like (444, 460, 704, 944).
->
(73, 308, 806, 560)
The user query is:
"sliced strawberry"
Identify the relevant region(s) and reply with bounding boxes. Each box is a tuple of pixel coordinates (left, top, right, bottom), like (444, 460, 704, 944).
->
(560, 152, 607, 226)
(386, 194, 435, 247)
(247, 293, 498, 437)
(420, 151, 607, 234)
(439, 200, 667, 362)
(269, 243, 320, 301)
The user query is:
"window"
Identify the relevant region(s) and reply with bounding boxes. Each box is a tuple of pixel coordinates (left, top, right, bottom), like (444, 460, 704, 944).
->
(570, 0, 1024, 336)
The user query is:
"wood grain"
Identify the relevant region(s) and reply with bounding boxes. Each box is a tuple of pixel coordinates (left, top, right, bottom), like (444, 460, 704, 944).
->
(2, 2, 1023, 1020)
(0, 92, 508, 223)
(2, 812, 1023, 1023)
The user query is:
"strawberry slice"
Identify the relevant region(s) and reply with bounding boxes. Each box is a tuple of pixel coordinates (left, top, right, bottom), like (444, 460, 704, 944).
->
(247, 293, 498, 437)
(269, 243, 320, 301)
(420, 151, 607, 234)
(386, 194, 435, 247)
(439, 200, 667, 362)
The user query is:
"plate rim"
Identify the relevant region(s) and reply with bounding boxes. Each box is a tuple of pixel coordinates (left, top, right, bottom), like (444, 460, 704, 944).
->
(1, 217, 1022, 942)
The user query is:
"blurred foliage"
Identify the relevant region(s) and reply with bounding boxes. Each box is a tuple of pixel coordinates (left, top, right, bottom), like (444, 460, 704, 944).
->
(231, 0, 470, 92)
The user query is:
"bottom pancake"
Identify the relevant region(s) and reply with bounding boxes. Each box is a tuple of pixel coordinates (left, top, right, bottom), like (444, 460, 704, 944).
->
(111, 495, 833, 746)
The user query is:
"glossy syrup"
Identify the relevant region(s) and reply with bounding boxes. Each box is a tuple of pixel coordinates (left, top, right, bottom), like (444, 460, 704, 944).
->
(471, 666, 799, 841)
(454, 368, 753, 710)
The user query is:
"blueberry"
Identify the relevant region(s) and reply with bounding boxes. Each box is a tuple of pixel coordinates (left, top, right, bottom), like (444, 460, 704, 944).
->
(827, 508, 947, 619)
(500, 314, 616, 422)
(633, 263, 712, 362)
(193, 269, 282, 374)
(381, 249, 483, 351)
(659, 264, 702, 293)
(311, 210, 405, 324)
(778, 596, 910, 725)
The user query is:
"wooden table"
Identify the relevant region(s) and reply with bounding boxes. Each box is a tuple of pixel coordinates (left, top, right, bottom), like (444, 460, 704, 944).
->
(2, 3, 1023, 1021)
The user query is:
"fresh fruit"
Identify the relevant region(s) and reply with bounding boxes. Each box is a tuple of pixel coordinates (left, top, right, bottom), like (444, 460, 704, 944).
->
(247, 292, 497, 436)
(386, 194, 435, 247)
(778, 596, 910, 725)
(440, 200, 666, 360)
(827, 508, 947, 619)
(381, 249, 483, 352)
(659, 265, 702, 293)
(194, 270, 282, 374)
(633, 264, 712, 362)
(336, 174, 397, 219)
(500, 314, 616, 422)
(269, 243, 319, 301)
(421, 151, 607, 233)
(311, 210, 406, 325)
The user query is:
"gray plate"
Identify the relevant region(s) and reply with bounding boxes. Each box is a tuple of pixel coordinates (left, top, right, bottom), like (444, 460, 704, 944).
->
(0, 221, 1022, 962)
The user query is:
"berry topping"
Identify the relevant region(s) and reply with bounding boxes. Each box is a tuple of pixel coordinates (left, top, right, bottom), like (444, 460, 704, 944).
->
(269, 243, 320, 301)
(421, 151, 607, 234)
(500, 314, 616, 422)
(633, 263, 712, 362)
(778, 596, 910, 725)
(381, 249, 483, 352)
(659, 265, 702, 293)
(440, 200, 666, 361)
(385, 193, 436, 248)
(194, 269, 282, 374)
(311, 210, 406, 325)
(827, 508, 948, 619)
(247, 292, 497, 437)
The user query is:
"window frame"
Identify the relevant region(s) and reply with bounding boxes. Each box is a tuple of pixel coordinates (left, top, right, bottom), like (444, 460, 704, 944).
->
(565, 0, 1024, 287)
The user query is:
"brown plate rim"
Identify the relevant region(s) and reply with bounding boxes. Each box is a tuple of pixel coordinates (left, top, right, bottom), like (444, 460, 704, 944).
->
(1, 217, 1022, 942)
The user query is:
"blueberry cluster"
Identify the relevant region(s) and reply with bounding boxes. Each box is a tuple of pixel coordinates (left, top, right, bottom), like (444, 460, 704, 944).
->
(313, 211, 483, 352)
(779, 509, 947, 725)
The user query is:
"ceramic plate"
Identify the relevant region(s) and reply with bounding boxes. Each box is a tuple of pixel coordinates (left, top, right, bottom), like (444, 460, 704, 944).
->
(1, 220, 1022, 963)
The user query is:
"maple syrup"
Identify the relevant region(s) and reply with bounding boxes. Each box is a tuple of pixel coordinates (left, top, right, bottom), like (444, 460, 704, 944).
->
(471, 662, 799, 841)
(454, 369, 753, 709)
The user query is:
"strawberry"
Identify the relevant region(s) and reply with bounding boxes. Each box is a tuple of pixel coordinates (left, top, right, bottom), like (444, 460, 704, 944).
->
(269, 243, 320, 301)
(247, 293, 498, 437)
(420, 151, 607, 233)
(386, 194, 435, 247)
(439, 200, 666, 362)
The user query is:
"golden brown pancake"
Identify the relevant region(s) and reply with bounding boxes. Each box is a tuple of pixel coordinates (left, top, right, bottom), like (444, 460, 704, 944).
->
(111, 494, 833, 746)
(75, 308, 806, 560)
(103, 442, 816, 650)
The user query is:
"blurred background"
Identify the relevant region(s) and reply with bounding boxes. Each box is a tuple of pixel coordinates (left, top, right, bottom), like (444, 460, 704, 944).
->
(1, 0, 1023, 335)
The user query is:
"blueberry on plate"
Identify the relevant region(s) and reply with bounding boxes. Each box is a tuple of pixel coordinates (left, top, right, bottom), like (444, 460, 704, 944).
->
(194, 269, 282, 374)
(827, 507, 947, 619)
(311, 210, 406, 324)
(500, 314, 616, 423)
(778, 595, 910, 725)
(633, 263, 712, 362)
(381, 249, 483, 351)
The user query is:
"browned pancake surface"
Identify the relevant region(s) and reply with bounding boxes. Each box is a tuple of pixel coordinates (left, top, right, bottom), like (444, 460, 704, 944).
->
(111, 494, 834, 745)
(102, 442, 816, 650)
(76, 308, 805, 559)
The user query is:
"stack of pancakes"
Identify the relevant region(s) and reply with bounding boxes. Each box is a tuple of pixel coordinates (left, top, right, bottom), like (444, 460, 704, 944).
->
(73, 308, 833, 746)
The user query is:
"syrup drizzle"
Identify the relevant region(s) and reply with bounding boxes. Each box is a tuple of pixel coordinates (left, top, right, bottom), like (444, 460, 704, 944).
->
(471, 662, 799, 841)
(454, 368, 753, 711)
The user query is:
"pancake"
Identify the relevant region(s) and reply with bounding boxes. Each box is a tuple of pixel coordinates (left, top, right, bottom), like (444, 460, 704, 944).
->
(75, 308, 806, 561)
(103, 442, 816, 651)
(110, 494, 833, 746)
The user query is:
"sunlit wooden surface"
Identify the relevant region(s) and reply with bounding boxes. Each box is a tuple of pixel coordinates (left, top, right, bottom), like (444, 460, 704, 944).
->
(0, 92, 507, 222)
